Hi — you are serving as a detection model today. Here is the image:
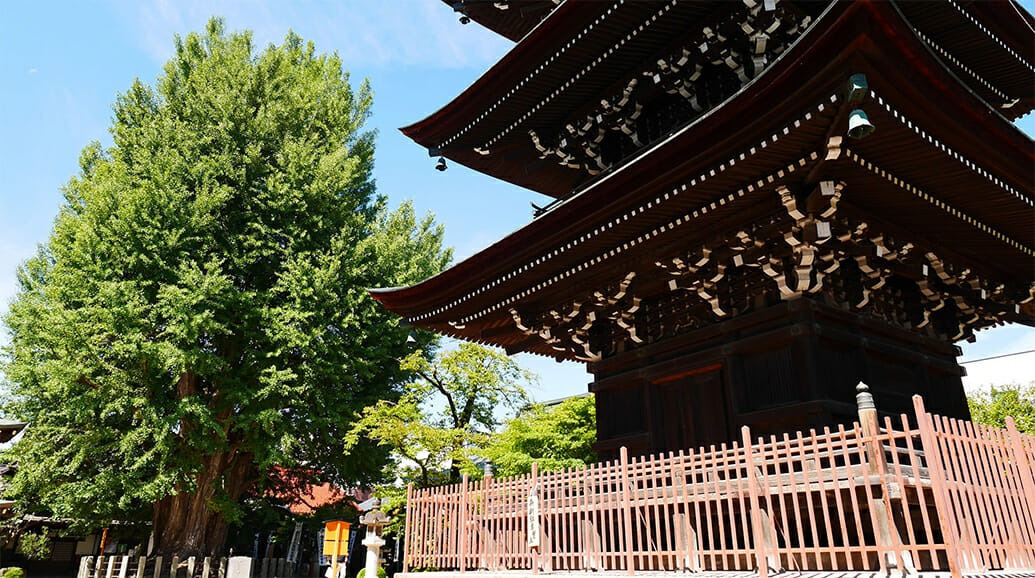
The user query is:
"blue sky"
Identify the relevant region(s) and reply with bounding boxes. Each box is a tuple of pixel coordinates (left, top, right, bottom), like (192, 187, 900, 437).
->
(1, 0, 1032, 402)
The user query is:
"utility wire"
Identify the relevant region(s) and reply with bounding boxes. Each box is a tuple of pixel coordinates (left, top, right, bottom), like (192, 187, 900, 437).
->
(959, 348, 1035, 365)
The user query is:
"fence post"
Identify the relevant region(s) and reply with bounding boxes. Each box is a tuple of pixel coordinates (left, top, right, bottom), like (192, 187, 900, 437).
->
(531, 461, 540, 575)
(136, 556, 147, 578)
(857, 383, 910, 573)
(619, 447, 636, 576)
(403, 482, 413, 573)
(153, 556, 163, 578)
(1005, 417, 1035, 526)
(226, 557, 252, 578)
(742, 426, 769, 578)
(913, 394, 963, 578)
(459, 474, 469, 572)
(479, 475, 490, 571)
(78, 556, 95, 578)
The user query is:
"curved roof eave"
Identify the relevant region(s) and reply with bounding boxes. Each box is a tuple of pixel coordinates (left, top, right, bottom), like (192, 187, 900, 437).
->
(374, 0, 846, 316)
(373, 0, 1033, 324)
(437, 0, 562, 42)
(400, 0, 590, 148)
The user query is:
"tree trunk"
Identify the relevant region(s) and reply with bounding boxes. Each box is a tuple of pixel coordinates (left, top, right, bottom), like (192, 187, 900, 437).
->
(151, 450, 254, 557)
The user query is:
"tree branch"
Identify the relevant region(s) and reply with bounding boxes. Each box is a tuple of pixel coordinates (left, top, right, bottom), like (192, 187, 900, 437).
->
(416, 369, 460, 428)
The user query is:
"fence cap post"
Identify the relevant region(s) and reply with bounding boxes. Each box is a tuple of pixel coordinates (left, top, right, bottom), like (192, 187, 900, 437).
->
(856, 382, 876, 412)
(911, 393, 927, 415)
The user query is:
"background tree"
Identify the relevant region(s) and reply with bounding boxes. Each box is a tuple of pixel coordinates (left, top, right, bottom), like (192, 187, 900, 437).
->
(14, 530, 50, 561)
(479, 394, 597, 477)
(346, 342, 533, 490)
(968, 382, 1035, 434)
(0, 19, 449, 556)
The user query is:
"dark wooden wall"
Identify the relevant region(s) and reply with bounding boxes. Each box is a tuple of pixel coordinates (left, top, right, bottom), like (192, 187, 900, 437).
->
(590, 299, 970, 459)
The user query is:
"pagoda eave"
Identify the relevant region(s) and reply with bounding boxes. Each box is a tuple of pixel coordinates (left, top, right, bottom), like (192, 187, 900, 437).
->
(374, 1, 1034, 354)
(402, 0, 1035, 199)
(400, 1, 603, 149)
(438, 0, 559, 42)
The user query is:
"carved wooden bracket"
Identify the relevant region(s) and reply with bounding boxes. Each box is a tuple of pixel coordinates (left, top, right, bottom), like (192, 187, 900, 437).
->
(526, 0, 815, 175)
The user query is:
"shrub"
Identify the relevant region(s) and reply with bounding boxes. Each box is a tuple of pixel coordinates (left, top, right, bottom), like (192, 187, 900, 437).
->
(3, 567, 26, 578)
(356, 567, 387, 578)
(969, 382, 1035, 434)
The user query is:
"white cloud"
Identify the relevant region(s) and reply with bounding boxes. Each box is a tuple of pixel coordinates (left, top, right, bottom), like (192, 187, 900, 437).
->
(961, 327, 1035, 392)
(962, 351, 1035, 392)
(125, 0, 511, 70)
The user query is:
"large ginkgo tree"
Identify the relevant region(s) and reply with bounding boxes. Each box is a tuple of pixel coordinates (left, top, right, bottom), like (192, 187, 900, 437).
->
(1, 19, 450, 556)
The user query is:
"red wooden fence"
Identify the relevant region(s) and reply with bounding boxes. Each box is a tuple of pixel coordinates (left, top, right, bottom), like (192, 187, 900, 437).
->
(403, 394, 1035, 577)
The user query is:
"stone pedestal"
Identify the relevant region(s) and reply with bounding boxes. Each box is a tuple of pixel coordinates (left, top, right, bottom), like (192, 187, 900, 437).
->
(227, 557, 253, 578)
(361, 533, 385, 578)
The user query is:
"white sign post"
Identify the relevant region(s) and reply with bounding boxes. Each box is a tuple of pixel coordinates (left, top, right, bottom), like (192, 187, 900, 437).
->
(527, 483, 540, 548)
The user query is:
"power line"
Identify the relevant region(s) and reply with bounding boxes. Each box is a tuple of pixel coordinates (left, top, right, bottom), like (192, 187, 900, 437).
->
(959, 349, 1035, 365)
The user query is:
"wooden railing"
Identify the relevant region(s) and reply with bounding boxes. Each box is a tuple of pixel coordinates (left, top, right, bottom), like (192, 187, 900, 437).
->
(403, 395, 1035, 578)
(76, 555, 298, 578)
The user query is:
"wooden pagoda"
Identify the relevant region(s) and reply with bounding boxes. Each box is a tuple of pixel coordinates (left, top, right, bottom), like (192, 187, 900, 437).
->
(372, 0, 1035, 458)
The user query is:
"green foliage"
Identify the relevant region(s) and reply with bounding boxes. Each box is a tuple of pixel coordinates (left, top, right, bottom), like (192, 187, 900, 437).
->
(15, 531, 50, 561)
(0, 18, 450, 553)
(968, 382, 1035, 434)
(3, 568, 26, 578)
(346, 343, 533, 490)
(355, 567, 386, 578)
(480, 395, 596, 477)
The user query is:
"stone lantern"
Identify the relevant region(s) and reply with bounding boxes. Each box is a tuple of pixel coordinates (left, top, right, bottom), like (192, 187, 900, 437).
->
(360, 498, 390, 578)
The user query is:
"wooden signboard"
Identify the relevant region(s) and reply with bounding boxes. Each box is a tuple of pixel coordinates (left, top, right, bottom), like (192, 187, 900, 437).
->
(323, 521, 350, 578)
(527, 484, 540, 548)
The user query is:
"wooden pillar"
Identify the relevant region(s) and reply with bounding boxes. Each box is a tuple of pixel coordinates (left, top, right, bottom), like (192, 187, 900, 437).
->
(856, 382, 912, 573)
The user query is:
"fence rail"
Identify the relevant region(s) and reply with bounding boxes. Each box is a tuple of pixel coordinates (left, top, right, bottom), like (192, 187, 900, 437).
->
(404, 394, 1035, 578)
(76, 555, 298, 578)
